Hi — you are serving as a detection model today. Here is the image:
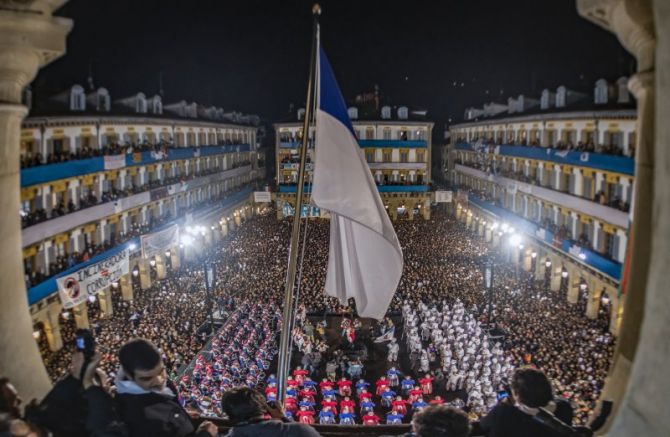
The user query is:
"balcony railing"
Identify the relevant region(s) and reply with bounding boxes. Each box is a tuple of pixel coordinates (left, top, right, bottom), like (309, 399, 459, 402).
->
(21, 143, 251, 187)
(455, 143, 634, 176)
(279, 139, 428, 149)
(467, 193, 622, 280)
(358, 139, 428, 148)
(277, 183, 430, 193)
(22, 165, 252, 248)
(26, 186, 254, 305)
(454, 164, 629, 228)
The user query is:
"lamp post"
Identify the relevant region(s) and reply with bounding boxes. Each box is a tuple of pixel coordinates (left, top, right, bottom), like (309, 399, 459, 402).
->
(544, 258, 552, 290)
(482, 259, 495, 330)
(203, 261, 216, 336)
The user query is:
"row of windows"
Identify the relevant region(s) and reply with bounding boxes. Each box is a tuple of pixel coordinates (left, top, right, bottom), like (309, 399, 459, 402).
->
(278, 127, 428, 142)
(455, 151, 632, 213)
(457, 174, 624, 262)
(21, 152, 251, 228)
(23, 175, 254, 288)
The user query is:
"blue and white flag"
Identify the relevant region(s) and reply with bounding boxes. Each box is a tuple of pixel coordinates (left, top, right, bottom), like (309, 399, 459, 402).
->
(311, 42, 403, 320)
(374, 326, 396, 343)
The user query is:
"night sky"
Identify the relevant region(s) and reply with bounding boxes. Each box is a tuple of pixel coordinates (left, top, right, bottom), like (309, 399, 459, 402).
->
(35, 0, 634, 134)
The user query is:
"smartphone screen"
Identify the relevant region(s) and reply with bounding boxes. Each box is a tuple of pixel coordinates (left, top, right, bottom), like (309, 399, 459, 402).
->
(76, 337, 86, 350)
(496, 391, 509, 401)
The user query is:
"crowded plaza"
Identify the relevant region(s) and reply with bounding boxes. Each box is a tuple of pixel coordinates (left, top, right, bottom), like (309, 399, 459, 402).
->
(29, 207, 615, 430)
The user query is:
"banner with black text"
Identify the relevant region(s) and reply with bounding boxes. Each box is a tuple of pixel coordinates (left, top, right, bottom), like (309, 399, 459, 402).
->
(56, 249, 130, 309)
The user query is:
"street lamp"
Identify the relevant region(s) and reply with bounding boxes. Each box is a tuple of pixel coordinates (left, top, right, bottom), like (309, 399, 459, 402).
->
(482, 259, 495, 330)
(204, 261, 216, 336)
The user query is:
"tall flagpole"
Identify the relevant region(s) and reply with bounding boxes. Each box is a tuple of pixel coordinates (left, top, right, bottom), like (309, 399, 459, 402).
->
(277, 3, 321, 403)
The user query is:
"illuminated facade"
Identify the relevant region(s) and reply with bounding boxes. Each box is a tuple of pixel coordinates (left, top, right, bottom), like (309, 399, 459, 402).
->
(447, 78, 637, 335)
(274, 104, 434, 220)
(21, 85, 265, 351)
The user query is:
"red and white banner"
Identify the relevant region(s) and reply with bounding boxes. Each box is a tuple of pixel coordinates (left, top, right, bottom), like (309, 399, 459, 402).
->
(56, 249, 130, 309)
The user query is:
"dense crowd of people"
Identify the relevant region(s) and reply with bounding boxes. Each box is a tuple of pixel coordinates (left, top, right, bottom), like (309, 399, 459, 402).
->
(178, 303, 282, 417)
(28, 205, 614, 435)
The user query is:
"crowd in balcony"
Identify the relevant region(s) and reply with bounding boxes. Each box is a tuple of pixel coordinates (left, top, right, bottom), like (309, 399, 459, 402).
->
(23, 184, 253, 289)
(465, 188, 623, 262)
(20, 138, 248, 169)
(21, 158, 252, 229)
(455, 157, 631, 214)
(457, 135, 632, 158)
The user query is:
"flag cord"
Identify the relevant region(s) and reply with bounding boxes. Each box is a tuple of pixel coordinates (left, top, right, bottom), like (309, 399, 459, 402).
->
(277, 4, 321, 403)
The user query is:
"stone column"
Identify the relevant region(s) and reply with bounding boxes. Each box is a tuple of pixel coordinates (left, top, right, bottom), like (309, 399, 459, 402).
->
(585, 279, 602, 319)
(611, 296, 624, 337)
(139, 259, 152, 290)
(523, 250, 533, 272)
(98, 288, 114, 317)
(422, 201, 431, 220)
(44, 304, 63, 352)
(535, 252, 545, 278)
(566, 267, 579, 304)
(577, 1, 659, 434)
(119, 274, 133, 301)
(170, 248, 181, 270)
(155, 254, 167, 279)
(0, 2, 72, 400)
(550, 261, 563, 292)
(73, 302, 89, 329)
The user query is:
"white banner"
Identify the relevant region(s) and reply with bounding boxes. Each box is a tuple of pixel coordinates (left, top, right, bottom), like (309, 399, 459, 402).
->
(254, 191, 272, 203)
(57, 249, 130, 309)
(141, 224, 180, 259)
(435, 190, 453, 203)
(103, 154, 126, 170)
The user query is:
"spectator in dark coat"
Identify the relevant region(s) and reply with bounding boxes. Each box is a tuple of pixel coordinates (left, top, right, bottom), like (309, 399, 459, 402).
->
(114, 339, 216, 437)
(477, 367, 573, 437)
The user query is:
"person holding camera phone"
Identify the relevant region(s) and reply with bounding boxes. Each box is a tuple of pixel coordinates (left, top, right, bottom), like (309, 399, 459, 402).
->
(113, 338, 217, 437)
(475, 367, 574, 437)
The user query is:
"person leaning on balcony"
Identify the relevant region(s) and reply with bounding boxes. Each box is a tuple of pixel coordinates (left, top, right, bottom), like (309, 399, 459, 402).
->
(476, 367, 573, 437)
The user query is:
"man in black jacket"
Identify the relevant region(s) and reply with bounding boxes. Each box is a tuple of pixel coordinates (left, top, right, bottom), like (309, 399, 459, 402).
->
(114, 339, 216, 437)
(477, 366, 574, 437)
